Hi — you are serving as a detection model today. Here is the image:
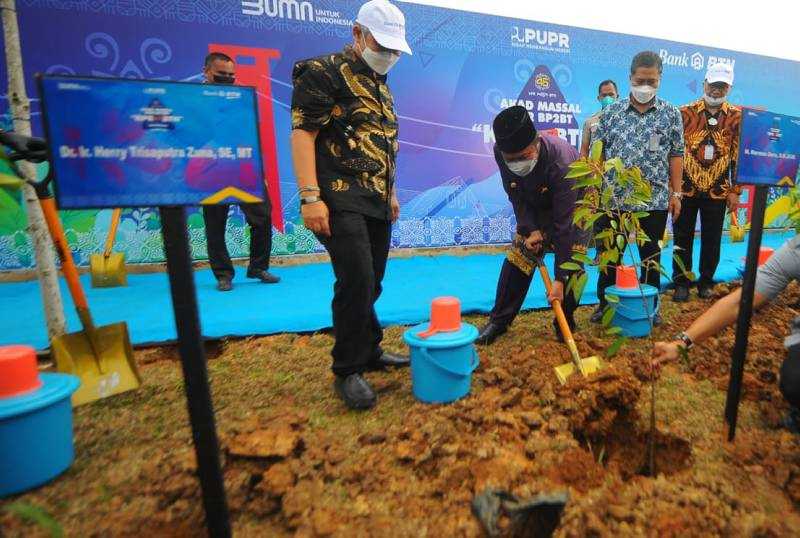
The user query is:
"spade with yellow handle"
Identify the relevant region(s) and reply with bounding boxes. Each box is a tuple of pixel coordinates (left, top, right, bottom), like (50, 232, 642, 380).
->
(537, 263, 604, 385)
(90, 208, 127, 288)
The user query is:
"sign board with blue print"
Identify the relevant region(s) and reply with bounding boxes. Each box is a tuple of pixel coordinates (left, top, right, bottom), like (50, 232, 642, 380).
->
(38, 76, 266, 209)
(737, 109, 800, 187)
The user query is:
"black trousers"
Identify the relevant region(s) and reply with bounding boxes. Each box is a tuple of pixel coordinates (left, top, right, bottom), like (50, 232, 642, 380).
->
(202, 201, 272, 281)
(489, 260, 582, 331)
(672, 196, 726, 287)
(596, 210, 668, 308)
(781, 345, 800, 409)
(316, 211, 391, 377)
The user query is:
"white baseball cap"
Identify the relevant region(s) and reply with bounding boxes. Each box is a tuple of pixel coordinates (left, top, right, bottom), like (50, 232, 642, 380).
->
(356, 0, 413, 55)
(706, 62, 734, 86)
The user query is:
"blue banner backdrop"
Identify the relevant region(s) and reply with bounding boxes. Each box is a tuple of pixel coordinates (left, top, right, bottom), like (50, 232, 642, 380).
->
(1, 0, 799, 270)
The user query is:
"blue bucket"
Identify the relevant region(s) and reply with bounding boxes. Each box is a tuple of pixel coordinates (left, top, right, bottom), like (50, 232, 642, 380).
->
(403, 322, 480, 404)
(605, 284, 660, 338)
(0, 373, 80, 498)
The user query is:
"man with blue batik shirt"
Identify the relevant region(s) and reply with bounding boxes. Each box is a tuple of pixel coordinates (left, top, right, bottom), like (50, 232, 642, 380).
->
(591, 51, 685, 326)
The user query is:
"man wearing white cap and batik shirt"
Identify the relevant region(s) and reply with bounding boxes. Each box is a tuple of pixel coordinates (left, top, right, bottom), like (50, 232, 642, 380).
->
(290, 0, 412, 410)
(672, 62, 742, 302)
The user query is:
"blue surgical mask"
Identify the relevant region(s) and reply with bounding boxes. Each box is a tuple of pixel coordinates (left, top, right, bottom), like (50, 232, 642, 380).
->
(600, 95, 616, 109)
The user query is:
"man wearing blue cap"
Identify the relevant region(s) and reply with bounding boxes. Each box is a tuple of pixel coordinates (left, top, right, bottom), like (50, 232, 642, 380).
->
(477, 105, 588, 346)
(290, 0, 412, 410)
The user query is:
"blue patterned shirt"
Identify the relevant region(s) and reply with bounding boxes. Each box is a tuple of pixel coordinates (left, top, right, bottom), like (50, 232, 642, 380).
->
(595, 97, 684, 211)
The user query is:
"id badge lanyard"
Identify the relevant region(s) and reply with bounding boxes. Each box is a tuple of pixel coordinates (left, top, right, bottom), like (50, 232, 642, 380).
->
(705, 113, 718, 162)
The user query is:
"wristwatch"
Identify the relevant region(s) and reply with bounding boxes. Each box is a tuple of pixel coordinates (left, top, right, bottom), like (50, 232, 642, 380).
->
(300, 195, 322, 206)
(676, 331, 694, 350)
(671, 192, 683, 200)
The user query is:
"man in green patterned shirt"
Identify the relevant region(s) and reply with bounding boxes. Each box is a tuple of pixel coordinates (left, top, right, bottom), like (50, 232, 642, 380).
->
(290, 0, 412, 410)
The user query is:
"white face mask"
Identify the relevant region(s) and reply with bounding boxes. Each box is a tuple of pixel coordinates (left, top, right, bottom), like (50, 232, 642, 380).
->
(704, 93, 726, 107)
(360, 34, 400, 75)
(506, 158, 537, 177)
(631, 85, 657, 104)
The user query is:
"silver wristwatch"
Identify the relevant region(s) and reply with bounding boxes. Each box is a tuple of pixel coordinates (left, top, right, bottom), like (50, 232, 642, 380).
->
(676, 331, 694, 349)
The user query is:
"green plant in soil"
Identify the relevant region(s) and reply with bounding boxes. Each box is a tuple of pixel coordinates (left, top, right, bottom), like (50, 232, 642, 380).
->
(563, 140, 693, 475)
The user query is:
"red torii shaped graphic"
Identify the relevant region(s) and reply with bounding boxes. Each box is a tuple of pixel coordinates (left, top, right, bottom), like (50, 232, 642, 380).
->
(208, 44, 284, 232)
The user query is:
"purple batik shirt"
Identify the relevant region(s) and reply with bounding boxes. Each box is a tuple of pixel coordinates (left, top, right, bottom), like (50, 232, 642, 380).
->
(494, 134, 584, 282)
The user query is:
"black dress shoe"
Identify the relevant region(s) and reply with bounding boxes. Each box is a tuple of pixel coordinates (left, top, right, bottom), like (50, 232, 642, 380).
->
(589, 306, 605, 324)
(334, 374, 376, 410)
(246, 269, 280, 283)
(673, 285, 690, 302)
(217, 278, 233, 292)
(780, 406, 800, 434)
(476, 322, 507, 346)
(375, 351, 410, 368)
(698, 284, 714, 299)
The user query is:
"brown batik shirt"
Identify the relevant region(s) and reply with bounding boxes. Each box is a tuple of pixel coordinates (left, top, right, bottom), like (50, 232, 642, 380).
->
(291, 46, 398, 221)
(680, 99, 742, 199)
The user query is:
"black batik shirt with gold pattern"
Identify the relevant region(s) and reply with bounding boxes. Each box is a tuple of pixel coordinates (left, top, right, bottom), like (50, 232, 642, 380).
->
(291, 46, 398, 221)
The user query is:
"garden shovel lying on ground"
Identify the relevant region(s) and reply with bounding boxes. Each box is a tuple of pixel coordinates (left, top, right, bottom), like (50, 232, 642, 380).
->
(730, 211, 747, 243)
(90, 208, 127, 288)
(537, 263, 604, 385)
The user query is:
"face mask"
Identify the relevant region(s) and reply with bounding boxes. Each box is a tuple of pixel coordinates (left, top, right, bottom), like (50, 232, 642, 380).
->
(506, 158, 537, 177)
(631, 85, 657, 104)
(213, 74, 235, 85)
(704, 93, 726, 107)
(360, 34, 400, 75)
(600, 96, 616, 109)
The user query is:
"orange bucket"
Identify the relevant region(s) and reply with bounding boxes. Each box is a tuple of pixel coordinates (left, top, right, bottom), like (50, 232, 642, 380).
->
(0, 345, 42, 398)
(615, 265, 639, 289)
(417, 297, 462, 338)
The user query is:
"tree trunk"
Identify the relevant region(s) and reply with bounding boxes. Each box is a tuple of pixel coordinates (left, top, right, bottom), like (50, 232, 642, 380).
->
(2, 0, 66, 339)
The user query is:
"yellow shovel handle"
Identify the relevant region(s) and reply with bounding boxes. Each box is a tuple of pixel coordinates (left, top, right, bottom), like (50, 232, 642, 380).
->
(537, 265, 575, 341)
(104, 208, 122, 258)
(538, 264, 586, 375)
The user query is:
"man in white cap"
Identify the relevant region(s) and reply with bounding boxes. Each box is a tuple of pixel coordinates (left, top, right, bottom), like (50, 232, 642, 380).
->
(672, 62, 742, 302)
(290, 0, 412, 410)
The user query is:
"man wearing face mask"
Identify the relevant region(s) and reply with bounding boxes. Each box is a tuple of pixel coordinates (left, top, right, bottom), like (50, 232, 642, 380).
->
(476, 106, 587, 345)
(201, 52, 278, 291)
(590, 51, 685, 325)
(290, 0, 412, 410)
(672, 63, 741, 301)
(579, 79, 618, 159)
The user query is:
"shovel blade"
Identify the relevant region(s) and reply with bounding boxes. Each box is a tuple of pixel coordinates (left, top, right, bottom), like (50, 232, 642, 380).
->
(90, 253, 127, 288)
(51, 322, 141, 406)
(730, 225, 746, 243)
(554, 356, 604, 385)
